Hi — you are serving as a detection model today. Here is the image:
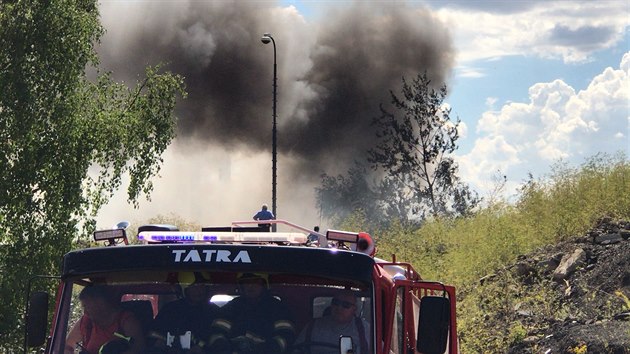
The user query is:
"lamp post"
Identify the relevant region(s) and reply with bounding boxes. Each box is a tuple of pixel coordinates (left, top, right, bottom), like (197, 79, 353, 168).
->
(261, 32, 277, 230)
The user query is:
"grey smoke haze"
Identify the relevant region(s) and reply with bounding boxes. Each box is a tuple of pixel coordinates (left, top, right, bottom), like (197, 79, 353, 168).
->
(96, 1, 454, 228)
(99, 1, 454, 176)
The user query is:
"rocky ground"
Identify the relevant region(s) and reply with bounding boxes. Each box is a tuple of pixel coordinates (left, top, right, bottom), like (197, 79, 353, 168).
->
(480, 217, 630, 353)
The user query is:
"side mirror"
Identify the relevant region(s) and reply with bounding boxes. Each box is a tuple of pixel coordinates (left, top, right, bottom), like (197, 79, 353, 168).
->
(416, 296, 450, 354)
(26, 291, 49, 347)
(339, 336, 353, 354)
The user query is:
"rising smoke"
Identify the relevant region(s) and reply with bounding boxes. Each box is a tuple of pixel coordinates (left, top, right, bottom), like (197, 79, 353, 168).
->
(96, 1, 454, 226)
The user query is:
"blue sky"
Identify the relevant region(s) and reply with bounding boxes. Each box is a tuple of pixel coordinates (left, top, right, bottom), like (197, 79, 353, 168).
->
(431, 0, 629, 199)
(450, 47, 626, 146)
(280, 1, 629, 198)
(96, 0, 629, 228)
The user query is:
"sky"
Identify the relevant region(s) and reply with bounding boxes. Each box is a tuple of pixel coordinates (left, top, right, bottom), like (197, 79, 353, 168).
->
(95, 0, 629, 231)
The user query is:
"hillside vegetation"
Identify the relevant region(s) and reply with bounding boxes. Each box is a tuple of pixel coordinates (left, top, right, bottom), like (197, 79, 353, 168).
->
(342, 152, 629, 353)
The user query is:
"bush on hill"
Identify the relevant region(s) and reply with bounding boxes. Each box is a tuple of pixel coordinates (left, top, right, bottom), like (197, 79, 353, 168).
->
(357, 152, 629, 352)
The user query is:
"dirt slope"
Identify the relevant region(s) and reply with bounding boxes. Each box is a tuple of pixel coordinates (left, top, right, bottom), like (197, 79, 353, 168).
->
(478, 218, 630, 353)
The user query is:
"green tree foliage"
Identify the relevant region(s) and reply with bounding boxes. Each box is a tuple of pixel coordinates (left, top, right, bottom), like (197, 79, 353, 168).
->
(0, 0, 185, 348)
(321, 153, 628, 352)
(370, 152, 629, 353)
(316, 162, 383, 226)
(145, 213, 202, 231)
(316, 163, 418, 229)
(368, 72, 479, 219)
(316, 73, 478, 227)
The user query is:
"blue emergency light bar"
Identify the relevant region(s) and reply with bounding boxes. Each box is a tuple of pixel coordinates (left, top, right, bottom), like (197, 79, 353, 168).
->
(137, 231, 307, 244)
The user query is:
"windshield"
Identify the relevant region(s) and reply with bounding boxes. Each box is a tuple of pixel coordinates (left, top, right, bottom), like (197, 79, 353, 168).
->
(54, 270, 373, 354)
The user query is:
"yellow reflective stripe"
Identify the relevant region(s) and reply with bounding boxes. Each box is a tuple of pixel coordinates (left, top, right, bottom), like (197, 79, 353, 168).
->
(273, 336, 288, 351)
(99, 333, 131, 354)
(274, 320, 295, 332)
(208, 334, 226, 346)
(148, 331, 166, 341)
(244, 332, 265, 343)
(113, 332, 131, 342)
(211, 318, 232, 332)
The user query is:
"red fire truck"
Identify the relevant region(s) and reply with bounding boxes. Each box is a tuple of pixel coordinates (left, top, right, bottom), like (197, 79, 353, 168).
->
(25, 220, 458, 354)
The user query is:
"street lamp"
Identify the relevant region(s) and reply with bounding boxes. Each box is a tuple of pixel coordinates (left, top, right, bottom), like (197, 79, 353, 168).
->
(261, 32, 277, 230)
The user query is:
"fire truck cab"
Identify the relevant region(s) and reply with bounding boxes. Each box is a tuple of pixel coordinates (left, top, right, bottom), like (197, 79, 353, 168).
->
(25, 220, 458, 354)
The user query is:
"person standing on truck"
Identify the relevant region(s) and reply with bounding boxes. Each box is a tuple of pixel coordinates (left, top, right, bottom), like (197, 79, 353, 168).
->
(293, 291, 369, 354)
(307, 226, 320, 243)
(150, 272, 219, 353)
(65, 285, 146, 354)
(207, 272, 296, 354)
(253, 204, 274, 231)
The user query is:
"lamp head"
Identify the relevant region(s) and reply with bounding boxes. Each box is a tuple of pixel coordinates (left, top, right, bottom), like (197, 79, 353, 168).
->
(261, 33, 272, 44)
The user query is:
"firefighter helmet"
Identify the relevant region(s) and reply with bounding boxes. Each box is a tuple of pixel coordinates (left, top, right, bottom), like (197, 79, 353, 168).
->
(236, 272, 269, 288)
(178, 271, 212, 297)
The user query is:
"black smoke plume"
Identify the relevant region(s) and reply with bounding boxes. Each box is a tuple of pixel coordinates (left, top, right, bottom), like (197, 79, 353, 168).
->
(98, 1, 454, 177)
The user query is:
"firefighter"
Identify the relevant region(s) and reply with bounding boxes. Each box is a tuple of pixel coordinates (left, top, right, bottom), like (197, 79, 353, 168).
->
(208, 273, 296, 354)
(253, 204, 274, 231)
(293, 291, 369, 354)
(64, 285, 146, 354)
(150, 272, 218, 353)
(307, 226, 320, 243)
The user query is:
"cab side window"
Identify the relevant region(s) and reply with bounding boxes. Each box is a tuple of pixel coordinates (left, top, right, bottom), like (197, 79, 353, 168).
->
(390, 287, 404, 353)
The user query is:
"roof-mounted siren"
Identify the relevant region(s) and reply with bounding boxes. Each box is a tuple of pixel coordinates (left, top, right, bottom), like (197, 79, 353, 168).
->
(357, 232, 376, 256)
(326, 230, 376, 256)
(93, 221, 130, 246)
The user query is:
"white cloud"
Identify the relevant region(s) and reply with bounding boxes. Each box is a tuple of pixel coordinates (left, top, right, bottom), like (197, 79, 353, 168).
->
(436, 2, 629, 63)
(485, 97, 498, 109)
(457, 51, 629, 198)
(458, 121, 468, 139)
(457, 135, 522, 200)
(456, 65, 486, 78)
